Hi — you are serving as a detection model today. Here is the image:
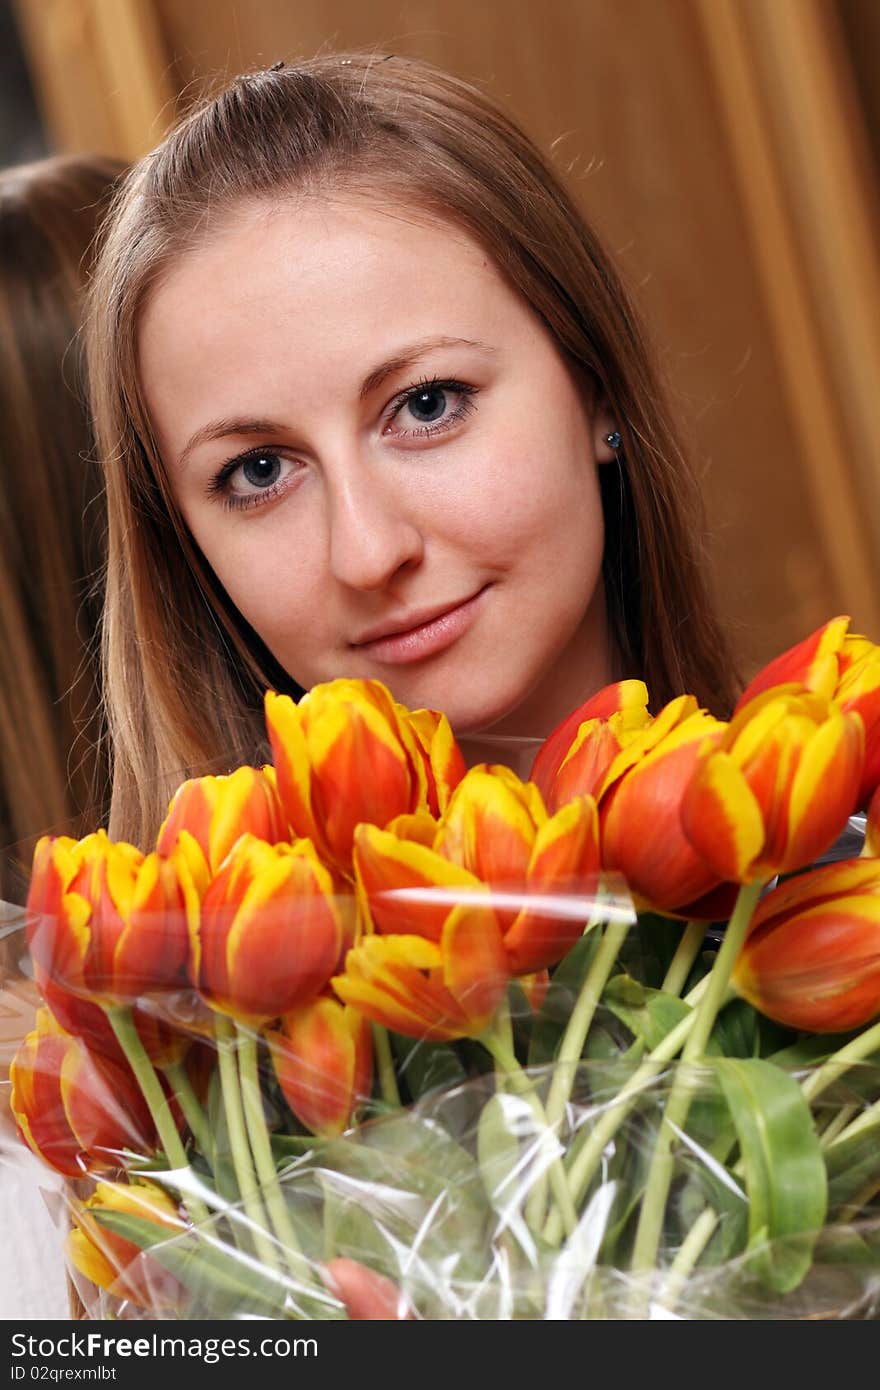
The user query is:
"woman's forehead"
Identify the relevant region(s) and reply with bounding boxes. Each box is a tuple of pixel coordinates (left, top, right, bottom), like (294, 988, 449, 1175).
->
(137, 197, 533, 408)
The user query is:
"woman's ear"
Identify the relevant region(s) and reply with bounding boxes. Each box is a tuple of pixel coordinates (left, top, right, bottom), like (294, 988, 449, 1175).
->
(592, 399, 621, 465)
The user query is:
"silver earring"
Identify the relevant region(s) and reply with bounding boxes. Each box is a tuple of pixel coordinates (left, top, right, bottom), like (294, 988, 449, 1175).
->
(604, 431, 622, 450)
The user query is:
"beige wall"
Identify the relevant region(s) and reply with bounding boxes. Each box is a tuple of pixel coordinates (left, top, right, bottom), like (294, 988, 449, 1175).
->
(13, 0, 880, 677)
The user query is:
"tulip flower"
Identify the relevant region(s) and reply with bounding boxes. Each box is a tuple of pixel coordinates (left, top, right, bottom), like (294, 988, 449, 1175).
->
(332, 929, 509, 1042)
(267, 995, 373, 1136)
(530, 679, 651, 801)
(734, 616, 880, 809)
(354, 765, 601, 976)
(734, 615, 851, 709)
(157, 765, 289, 873)
(10, 1008, 155, 1176)
(265, 679, 464, 874)
(194, 833, 343, 1022)
(321, 1257, 411, 1319)
(26, 831, 202, 1008)
(597, 698, 733, 915)
(67, 1179, 185, 1308)
(731, 859, 880, 1031)
(682, 690, 864, 884)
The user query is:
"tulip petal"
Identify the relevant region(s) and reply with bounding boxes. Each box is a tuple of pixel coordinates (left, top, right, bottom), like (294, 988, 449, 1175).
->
(777, 711, 864, 873)
(265, 690, 318, 839)
(530, 680, 650, 793)
(682, 751, 766, 882)
(549, 719, 624, 809)
(270, 998, 373, 1136)
(333, 935, 472, 1040)
(437, 768, 536, 884)
(354, 825, 482, 940)
(441, 901, 509, 1027)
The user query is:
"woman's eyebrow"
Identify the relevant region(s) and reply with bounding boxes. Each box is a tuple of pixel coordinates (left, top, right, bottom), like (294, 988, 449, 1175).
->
(177, 418, 286, 470)
(359, 335, 495, 399)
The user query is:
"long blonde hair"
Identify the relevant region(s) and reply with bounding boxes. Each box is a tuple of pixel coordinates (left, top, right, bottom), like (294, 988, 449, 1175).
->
(86, 53, 740, 849)
(0, 154, 126, 897)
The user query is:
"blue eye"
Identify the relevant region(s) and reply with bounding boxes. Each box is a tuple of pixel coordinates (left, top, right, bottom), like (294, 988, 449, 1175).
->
(241, 453, 282, 487)
(389, 377, 478, 438)
(405, 386, 449, 424)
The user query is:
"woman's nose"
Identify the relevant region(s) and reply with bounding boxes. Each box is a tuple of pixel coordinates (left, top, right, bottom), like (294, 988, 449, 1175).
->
(326, 463, 425, 592)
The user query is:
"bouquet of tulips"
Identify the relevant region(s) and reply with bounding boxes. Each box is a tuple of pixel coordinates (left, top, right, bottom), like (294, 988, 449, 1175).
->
(5, 614, 880, 1320)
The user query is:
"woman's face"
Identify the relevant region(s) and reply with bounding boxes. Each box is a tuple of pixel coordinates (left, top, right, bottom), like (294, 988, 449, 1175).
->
(139, 196, 618, 737)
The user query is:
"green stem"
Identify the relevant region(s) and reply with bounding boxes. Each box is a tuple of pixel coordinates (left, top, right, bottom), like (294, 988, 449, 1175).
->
(801, 1017, 880, 1104)
(525, 917, 630, 1231)
(106, 1006, 210, 1226)
(161, 1059, 213, 1168)
(545, 917, 631, 1128)
(661, 920, 705, 996)
(479, 1022, 579, 1239)
(541, 980, 730, 1248)
(826, 1097, 880, 1152)
(818, 1102, 859, 1148)
(629, 879, 763, 1278)
(660, 1206, 720, 1310)
(372, 1023, 401, 1108)
(236, 1026, 317, 1288)
(213, 1013, 281, 1273)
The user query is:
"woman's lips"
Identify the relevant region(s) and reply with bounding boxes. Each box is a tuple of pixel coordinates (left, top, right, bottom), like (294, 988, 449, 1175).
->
(351, 589, 488, 665)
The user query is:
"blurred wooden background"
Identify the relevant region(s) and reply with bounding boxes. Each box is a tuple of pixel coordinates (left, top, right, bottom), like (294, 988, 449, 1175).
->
(10, 0, 880, 679)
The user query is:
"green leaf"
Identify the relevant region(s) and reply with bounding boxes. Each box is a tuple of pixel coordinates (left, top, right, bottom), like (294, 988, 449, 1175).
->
(712, 1057, 827, 1293)
(602, 974, 691, 1051)
(388, 1030, 469, 1101)
(706, 997, 761, 1058)
(91, 1209, 291, 1318)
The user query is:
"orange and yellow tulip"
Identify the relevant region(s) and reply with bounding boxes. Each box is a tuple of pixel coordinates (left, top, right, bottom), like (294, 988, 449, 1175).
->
(734, 616, 880, 809)
(26, 831, 201, 1008)
(194, 833, 343, 1023)
(354, 765, 600, 976)
(682, 690, 864, 884)
(731, 859, 880, 1031)
(10, 1008, 155, 1177)
(157, 765, 289, 873)
(734, 615, 851, 710)
(267, 995, 373, 1136)
(598, 698, 732, 915)
(530, 679, 651, 802)
(67, 1179, 185, 1308)
(332, 928, 508, 1042)
(265, 679, 464, 875)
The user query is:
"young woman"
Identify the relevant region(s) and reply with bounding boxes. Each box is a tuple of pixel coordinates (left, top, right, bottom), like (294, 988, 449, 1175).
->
(86, 52, 739, 849)
(0, 153, 126, 897)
